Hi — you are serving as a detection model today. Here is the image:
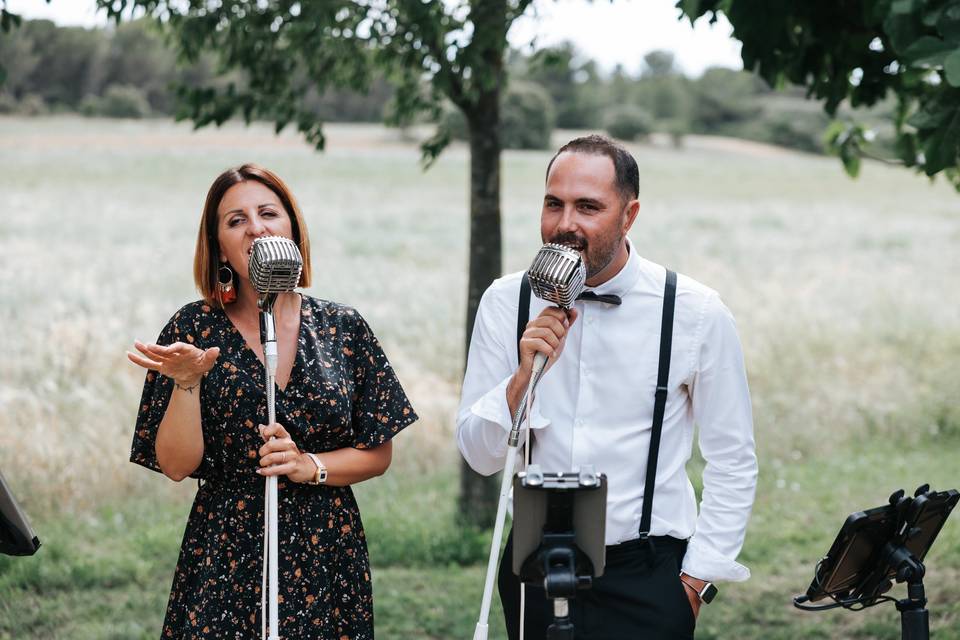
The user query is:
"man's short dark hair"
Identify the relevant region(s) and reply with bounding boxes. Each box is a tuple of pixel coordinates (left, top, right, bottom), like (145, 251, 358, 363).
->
(545, 134, 639, 204)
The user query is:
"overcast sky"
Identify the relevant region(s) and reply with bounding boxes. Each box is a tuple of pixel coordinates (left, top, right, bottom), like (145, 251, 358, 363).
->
(7, 0, 742, 77)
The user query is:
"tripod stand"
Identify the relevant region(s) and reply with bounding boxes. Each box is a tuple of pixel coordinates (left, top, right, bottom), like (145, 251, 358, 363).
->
(514, 466, 607, 640)
(795, 485, 958, 640)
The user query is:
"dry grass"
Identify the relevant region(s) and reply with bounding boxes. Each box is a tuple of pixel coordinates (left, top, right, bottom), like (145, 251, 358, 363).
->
(0, 116, 958, 514)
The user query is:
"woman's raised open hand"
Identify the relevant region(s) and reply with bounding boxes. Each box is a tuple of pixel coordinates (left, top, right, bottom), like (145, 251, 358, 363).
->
(127, 340, 220, 388)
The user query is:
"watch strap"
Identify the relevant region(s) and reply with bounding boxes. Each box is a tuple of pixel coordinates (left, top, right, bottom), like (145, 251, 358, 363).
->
(680, 574, 717, 604)
(304, 453, 327, 485)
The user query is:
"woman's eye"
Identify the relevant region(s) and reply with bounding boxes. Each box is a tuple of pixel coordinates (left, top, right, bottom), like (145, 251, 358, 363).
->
(227, 216, 244, 228)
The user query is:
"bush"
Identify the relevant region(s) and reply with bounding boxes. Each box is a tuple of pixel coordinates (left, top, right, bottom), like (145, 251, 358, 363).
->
(442, 81, 556, 150)
(0, 92, 17, 114)
(15, 93, 48, 116)
(604, 105, 654, 141)
(79, 94, 102, 117)
(501, 81, 555, 150)
(764, 116, 825, 153)
(99, 84, 150, 118)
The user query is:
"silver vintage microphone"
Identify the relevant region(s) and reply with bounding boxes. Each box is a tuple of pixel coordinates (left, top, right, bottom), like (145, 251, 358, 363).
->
(249, 235, 303, 379)
(524, 242, 587, 390)
(249, 236, 302, 640)
(474, 242, 586, 640)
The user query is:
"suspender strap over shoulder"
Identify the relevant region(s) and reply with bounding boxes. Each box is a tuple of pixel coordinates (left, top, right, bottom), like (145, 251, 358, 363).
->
(639, 268, 677, 540)
(517, 272, 531, 363)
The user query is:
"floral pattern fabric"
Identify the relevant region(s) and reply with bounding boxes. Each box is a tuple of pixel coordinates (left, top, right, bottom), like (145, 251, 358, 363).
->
(132, 296, 417, 639)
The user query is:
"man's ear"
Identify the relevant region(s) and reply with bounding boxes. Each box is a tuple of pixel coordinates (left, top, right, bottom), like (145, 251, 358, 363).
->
(622, 198, 640, 234)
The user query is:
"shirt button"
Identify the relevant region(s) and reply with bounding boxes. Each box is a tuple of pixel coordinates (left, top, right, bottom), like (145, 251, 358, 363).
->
(575, 419, 584, 428)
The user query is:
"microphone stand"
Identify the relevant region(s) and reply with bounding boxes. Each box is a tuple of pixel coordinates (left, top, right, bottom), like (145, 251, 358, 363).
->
(474, 353, 548, 640)
(259, 292, 281, 640)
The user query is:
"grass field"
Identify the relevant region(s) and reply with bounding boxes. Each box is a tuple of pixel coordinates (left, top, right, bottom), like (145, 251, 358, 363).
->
(1, 116, 958, 639)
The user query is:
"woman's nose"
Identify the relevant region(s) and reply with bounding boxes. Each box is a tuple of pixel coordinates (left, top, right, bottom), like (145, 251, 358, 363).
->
(248, 216, 267, 236)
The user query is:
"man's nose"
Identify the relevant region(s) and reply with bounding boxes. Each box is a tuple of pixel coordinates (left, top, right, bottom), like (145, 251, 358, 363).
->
(555, 205, 579, 233)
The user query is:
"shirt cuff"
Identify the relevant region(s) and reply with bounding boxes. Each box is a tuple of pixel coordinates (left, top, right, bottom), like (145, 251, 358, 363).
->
(681, 536, 751, 583)
(469, 375, 551, 434)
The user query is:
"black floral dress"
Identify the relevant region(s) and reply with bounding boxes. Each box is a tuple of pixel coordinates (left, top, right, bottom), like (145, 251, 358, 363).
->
(132, 296, 417, 639)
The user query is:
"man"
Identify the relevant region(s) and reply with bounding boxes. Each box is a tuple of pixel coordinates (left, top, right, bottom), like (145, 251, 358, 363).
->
(457, 135, 757, 639)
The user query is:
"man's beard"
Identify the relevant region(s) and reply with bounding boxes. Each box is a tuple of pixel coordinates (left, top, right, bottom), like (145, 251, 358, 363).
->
(548, 229, 622, 280)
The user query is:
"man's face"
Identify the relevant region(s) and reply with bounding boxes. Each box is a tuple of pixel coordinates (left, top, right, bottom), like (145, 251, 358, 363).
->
(540, 151, 637, 282)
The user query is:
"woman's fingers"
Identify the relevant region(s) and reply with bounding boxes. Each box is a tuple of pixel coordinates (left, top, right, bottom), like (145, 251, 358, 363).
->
(201, 347, 220, 368)
(256, 459, 298, 477)
(127, 351, 161, 370)
(134, 340, 163, 359)
(258, 449, 296, 468)
(258, 436, 295, 457)
(258, 422, 290, 441)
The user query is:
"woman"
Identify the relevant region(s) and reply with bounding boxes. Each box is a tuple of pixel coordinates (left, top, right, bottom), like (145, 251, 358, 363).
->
(128, 164, 417, 638)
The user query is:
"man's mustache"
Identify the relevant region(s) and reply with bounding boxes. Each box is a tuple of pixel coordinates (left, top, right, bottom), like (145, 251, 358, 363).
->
(549, 232, 588, 251)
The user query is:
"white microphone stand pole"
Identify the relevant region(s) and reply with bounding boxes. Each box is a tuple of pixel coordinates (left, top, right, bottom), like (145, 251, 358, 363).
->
(260, 298, 281, 640)
(474, 354, 547, 640)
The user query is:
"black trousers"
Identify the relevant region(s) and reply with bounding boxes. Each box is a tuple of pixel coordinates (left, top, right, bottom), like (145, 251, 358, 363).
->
(498, 533, 696, 640)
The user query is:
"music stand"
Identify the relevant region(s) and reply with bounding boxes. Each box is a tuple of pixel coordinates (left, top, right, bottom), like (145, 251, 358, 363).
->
(0, 467, 41, 556)
(795, 485, 958, 640)
(512, 465, 607, 640)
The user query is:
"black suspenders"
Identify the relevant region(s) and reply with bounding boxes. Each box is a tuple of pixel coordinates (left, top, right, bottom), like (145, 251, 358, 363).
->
(516, 268, 678, 542)
(517, 273, 532, 364)
(640, 268, 677, 541)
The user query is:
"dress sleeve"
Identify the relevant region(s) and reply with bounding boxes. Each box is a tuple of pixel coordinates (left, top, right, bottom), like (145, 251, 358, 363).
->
(130, 308, 215, 479)
(348, 313, 418, 449)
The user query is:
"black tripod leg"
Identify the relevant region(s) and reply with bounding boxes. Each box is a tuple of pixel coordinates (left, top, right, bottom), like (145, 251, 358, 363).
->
(900, 608, 929, 640)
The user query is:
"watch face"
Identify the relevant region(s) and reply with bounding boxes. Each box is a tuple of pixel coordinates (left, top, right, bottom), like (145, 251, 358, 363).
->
(700, 583, 718, 604)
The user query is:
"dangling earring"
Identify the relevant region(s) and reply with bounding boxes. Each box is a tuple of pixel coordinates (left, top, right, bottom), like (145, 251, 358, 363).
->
(218, 264, 237, 305)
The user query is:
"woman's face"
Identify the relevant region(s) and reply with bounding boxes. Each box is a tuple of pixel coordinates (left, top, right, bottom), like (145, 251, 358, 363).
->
(216, 180, 294, 280)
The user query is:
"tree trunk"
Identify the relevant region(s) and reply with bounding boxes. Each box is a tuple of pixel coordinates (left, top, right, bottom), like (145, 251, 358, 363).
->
(457, 93, 503, 528)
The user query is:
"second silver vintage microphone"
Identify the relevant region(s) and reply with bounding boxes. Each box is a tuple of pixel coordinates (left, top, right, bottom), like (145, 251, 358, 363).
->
(249, 235, 303, 640)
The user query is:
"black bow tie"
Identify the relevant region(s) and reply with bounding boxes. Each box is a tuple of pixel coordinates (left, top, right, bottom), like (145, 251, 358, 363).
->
(576, 291, 622, 306)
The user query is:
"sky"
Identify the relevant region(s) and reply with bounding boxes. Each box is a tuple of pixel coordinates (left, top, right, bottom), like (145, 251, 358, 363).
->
(6, 0, 743, 77)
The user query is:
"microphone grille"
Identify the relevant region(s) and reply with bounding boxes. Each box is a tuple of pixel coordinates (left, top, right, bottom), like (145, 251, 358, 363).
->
(248, 236, 303, 294)
(527, 243, 586, 309)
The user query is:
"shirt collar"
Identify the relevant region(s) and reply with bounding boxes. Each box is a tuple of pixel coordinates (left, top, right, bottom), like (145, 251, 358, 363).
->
(582, 237, 641, 300)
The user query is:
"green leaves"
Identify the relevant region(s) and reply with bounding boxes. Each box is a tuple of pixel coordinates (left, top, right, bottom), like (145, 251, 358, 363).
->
(922, 103, 960, 173)
(680, 0, 960, 191)
(945, 48, 960, 85)
(900, 34, 957, 66)
(825, 121, 867, 178)
(0, 9, 22, 34)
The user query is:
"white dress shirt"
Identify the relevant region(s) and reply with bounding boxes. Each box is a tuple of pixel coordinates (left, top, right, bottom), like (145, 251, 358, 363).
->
(456, 241, 758, 582)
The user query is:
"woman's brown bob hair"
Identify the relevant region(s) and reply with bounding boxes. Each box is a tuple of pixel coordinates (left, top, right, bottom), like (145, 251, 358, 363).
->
(194, 163, 312, 307)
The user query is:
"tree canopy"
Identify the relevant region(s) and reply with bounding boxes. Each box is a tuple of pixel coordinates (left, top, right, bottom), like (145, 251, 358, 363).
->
(680, 0, 960, 189)
(93, 0, 534, 526)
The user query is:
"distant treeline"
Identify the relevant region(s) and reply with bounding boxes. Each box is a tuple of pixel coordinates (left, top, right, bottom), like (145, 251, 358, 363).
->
(0, 18, 892, 153)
